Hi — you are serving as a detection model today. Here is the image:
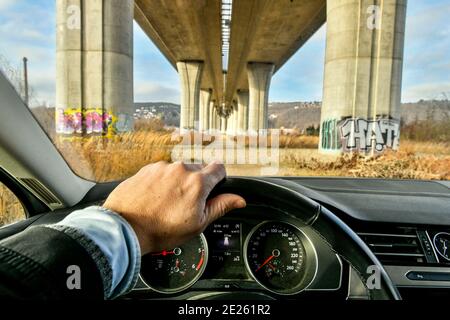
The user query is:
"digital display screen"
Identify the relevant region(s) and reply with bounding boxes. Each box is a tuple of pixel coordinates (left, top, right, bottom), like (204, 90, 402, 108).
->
(204, 221, 246, 279)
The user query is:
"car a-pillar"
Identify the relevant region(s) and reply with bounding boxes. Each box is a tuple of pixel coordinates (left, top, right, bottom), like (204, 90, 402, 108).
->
(247, 63, 275, 135)
(56, 0, 134, 137)
(319, 0, 407, 155)
(177, 61, 204, 133)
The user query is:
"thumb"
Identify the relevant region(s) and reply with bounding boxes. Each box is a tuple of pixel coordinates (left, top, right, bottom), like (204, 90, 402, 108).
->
(205, 194, 246, 224)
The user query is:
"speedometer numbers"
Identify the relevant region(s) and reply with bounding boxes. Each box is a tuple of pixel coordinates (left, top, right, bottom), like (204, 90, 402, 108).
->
(245, 222, 317, 295)
(140, 234, 208, 294)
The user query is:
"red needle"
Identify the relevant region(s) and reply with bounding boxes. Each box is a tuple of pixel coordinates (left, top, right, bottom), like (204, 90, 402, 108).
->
(196, 250, 205, 271)
(256, 255, 275, 272)
(151, 250, 175, 256)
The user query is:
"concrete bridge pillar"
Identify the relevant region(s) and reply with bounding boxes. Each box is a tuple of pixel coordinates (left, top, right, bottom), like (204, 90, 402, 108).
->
(231, 107, 238, 136)
(320, 0, 407, 154)
(247, 63, 275, 134)
(208, 101, 215, 132)
(177, 61, 204, 132)
(227, 106, 236, 136)
(237, 90, 249, 134)
(220, 116, 228, 134)
(56, 0, 134, 136)
(215, 110, 221, 131)
(199, 89, 212, 132)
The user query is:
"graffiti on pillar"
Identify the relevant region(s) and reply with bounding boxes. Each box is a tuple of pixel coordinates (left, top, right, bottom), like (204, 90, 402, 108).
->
(115, 113, 133, 132)
(321, 117, 400, 153)
(321, 119, 342, 150)
(340, 118, 400, 153)
(56, 108, 132, 136)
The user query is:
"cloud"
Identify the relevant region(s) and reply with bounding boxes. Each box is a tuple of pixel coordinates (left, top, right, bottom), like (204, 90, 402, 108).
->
(402, 82, 450, 103)
(0, 0, 15, 10)
(270, 24, 326, 102)
(0, 0, 447, 108)
(401, 1, 450, 102)
(135, 82, 180, 104)
(0, 0, 56, 106)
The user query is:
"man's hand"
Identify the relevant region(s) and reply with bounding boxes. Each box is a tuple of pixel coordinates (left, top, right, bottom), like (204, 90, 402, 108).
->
(103, 161, 246, 255)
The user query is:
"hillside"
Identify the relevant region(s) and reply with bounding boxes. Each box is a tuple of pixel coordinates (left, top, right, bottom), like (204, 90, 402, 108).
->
(269, 100, 450, 131)
(30, 100, 450, 135)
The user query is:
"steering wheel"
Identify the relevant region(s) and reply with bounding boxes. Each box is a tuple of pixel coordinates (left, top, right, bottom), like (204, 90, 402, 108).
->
(209, 177, 401, 300)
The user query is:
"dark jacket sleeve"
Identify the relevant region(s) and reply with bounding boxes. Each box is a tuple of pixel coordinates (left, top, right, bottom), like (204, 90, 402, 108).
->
(0, 226, 104, 300)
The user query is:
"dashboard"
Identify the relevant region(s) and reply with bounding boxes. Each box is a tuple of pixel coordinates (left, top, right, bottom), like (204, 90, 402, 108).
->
(1, 177, 449, 300)
(130, 206, 343, 300)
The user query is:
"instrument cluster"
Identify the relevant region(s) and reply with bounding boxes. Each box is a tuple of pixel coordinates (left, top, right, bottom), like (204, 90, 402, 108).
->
(139, 219, 318, 295)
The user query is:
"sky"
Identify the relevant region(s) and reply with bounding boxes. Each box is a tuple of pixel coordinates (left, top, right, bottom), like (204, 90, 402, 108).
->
(0, 0, 448, 106)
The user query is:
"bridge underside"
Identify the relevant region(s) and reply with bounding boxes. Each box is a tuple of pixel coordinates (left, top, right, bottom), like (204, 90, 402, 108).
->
(135, 0, 326, 106)
(56, 0, 407, 155)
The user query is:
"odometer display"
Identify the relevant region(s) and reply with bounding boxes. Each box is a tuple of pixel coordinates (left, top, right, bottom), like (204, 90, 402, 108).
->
(245, 222, 316, 295)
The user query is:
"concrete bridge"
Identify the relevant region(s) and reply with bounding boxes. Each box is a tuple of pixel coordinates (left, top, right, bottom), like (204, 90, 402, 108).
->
(56, 0, 407, 154)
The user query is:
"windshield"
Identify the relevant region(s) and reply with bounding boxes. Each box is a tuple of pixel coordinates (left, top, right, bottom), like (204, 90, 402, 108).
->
(0, 0, 449, 182)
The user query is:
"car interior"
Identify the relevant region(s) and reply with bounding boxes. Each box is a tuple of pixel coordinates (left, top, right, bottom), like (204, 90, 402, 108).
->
(1, 72, 450, 301)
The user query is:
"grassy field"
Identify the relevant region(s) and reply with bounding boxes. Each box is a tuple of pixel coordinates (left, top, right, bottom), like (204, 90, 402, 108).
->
(0, 183, 25, 227)
(53, 130, 450, 182)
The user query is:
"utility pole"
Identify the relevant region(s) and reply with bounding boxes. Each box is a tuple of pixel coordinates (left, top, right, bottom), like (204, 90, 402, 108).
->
(23, 57, 29, 106)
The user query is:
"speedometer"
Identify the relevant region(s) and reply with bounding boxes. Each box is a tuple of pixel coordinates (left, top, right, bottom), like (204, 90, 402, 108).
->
(140, 234, 208, 294)
(244, 221, 317, 295)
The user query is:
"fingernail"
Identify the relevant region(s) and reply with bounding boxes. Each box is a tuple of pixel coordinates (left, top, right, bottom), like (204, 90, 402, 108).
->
(235, 199, 246, 208)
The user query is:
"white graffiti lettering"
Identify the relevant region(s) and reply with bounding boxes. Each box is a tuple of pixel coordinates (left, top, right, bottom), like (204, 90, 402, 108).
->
(340, 118, 400, 153)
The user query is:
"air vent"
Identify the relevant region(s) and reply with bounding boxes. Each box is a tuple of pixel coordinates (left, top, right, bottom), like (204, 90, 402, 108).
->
(358, 231, 425, 265)
(18, 178, 62, 206)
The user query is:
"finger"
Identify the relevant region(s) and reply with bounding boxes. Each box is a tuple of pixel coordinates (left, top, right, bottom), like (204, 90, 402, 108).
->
(204, 193, 246, 225)
(201, 161, 226, 192)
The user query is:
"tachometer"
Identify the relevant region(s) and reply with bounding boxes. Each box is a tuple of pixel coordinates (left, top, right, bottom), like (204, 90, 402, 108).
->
(140, 234, 208, 294)
(244, 221, 317, 295)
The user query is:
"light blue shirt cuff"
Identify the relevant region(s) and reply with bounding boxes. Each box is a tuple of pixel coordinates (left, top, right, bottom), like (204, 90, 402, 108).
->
(48, 206, 141, 299)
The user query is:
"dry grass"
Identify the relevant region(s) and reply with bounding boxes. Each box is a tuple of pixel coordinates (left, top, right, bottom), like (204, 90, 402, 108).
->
(1, 129, 449, 225)
(0, 183, 25, 227)
(281, 147, 450, 180)
(56, 130, 177, 181)
(51, 130, 450, 182)
(278, 134, 319, 149)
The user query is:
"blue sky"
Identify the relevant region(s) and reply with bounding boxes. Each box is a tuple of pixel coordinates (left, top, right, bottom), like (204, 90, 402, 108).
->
(0, 0, 448, 106)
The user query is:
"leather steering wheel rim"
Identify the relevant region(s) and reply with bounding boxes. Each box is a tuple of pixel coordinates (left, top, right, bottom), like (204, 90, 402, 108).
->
(210, 177, 401, 300)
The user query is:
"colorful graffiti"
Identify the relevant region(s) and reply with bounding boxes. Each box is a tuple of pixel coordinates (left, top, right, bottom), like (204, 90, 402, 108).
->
(321, 119, 342, 150)
(56, 108, 132, 136)
(321, 117, 400, 153)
